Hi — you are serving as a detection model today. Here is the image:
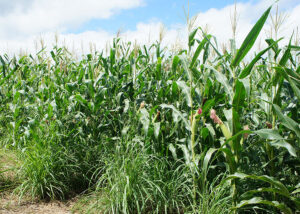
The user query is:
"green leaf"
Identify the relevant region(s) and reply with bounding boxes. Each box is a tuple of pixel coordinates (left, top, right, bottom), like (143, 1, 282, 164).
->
(78, 68, 85, 84)
(223, 108, 233, 131)
(273, 104, 300, 138)
(199, 28, 222, 57)
(239, 45, 274, 79)
(202, 42, 210, 63)
(290, 45, 300, 50)
(190, 37, 210, 68)
(254, 129, 297, 156)
(0, 55, 6, 77)
(288, 77, 300, 100)
(206, 65, 233, 101)
(188, 28, 198, 47)
(202, 99, 215, 115)
(202, 148, 218, 177)
(233, 80, 246, 111)
(172, 55, 180, 73)
(218, 147, 236, 172)
(265, 38, 279, 54)
(279, 47, 291, 66)
(50, 51, 56, 61)
(48, 103, 53, 119)
(160, 104, 190, 130)
(254, 129, 284, 140)
(178, 144, 191, 165)
(0, 66, 18, 86)
(231, 6, 272, 67)
(234, 197, 292, 214)
(74, 94, 88, 105)
(168, 144, 177, 160)
(206, 123, 216, 138)
(176, 80, 192, 107)
(156, 57, 162, 79)
(292, 188, 300, 194)
(232, 109, 242, 153)
(221, 130, 252, 149)
(227, 172, 290, 195)
(284, 67, 300, 82)
(110, 48, 115, 69)
(241, 187, 290, 198)
(179, 55, 192, 81)
(270, 140, 297, 157)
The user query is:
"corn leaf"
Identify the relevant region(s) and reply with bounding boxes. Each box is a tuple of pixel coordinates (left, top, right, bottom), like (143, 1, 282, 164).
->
(190, 37, 210, 68)
(231, 6, 272, 67)
(227, 172, 290, 195)
(206, 65, 233, 101)
(239, 45, 274, 79)
(176, 80, 192, 107)
(234, 197, 292, 214)
(172, 55, 180, 73)
(273, 104, 300, 138)
(188, 28, 198, 48)
(160, 104, 190, 130)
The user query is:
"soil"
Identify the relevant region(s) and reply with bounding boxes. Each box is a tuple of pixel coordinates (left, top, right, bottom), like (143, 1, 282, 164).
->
(0, 193, 77, 214)
(0, 150, 78, 214)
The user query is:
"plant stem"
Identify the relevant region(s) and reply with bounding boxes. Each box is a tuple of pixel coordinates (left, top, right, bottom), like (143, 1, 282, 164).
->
(191, 114, 197, 207)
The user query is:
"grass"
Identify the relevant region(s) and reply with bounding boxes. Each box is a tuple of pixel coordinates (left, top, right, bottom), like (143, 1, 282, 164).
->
(74, 141, 193, 214)
(0, 149, 19, 193)
(0, 4, 299, 214)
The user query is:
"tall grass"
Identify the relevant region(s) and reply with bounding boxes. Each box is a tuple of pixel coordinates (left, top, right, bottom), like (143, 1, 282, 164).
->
(0, 149, 19, 193)
(91, 140, 193, 213)
(0, 4, 299, 214)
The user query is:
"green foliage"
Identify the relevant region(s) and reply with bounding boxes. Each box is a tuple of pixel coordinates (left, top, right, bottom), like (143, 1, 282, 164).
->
(231, 6, 272, 67)
(92, 141, 193, 214)
(0, 5, 299, 214)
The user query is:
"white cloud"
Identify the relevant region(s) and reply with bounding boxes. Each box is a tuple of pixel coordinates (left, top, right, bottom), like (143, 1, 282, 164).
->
(0, 0, 34, 15)
(0, 0, 299, 56)
(193, 0, 300, 50)
(0, 0, 144, 38)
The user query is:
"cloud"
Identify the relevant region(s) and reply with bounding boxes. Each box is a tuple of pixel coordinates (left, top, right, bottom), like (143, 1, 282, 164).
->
(0, 0, 144, 38)
(0, 0, 299, 56)
(0, 0, 34, 16)
(193, 0, 300, 50)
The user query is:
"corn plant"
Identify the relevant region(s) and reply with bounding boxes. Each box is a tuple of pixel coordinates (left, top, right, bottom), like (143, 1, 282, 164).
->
(0, 4, 299, 214)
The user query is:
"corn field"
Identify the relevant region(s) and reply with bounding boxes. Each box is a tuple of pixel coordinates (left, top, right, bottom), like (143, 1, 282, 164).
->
(0, 6, 299, 214)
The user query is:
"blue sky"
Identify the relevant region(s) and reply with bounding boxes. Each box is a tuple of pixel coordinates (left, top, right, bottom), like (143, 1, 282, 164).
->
(0, 0, 299, 54)
(73, 0, 256, 33)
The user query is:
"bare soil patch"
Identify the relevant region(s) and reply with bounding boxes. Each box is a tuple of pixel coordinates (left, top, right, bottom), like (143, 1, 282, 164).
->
(0, 192, 77, 214)
(1, 150, 78, 214)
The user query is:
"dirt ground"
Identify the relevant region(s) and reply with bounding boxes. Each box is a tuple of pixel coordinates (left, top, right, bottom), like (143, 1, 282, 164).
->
(1, 149, 78, 214)
(0, 193, 76, 214)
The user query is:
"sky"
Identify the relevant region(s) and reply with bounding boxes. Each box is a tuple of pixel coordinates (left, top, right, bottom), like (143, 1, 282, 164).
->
(0, 0, 299, 55)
